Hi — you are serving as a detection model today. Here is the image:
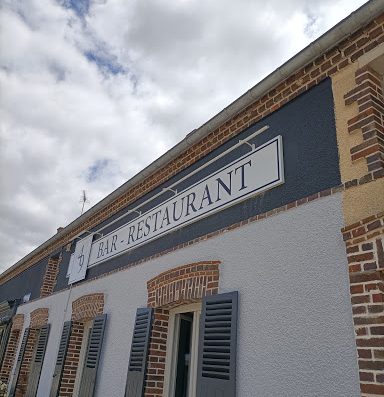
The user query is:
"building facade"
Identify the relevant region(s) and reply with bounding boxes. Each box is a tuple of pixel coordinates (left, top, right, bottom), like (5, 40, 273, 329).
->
(0, 1, 383, 396)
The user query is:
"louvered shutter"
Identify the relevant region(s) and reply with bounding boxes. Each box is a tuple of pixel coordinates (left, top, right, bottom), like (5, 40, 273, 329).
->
(25, 324, 51, 397)
(0, 323, 11, 366)
(196, 291, 238, 397)
(78, 314, 107, 397)
(125, 307, 153, 397)
(9, 328, 30, 397)
(49, 321, 72, 397)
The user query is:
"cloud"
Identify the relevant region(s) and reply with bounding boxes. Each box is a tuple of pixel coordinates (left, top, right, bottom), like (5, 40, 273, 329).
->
(0, 0, 367, 272)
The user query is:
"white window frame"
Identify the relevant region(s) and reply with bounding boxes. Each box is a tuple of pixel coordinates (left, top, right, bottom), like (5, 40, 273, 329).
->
(163, 302, 201, 397)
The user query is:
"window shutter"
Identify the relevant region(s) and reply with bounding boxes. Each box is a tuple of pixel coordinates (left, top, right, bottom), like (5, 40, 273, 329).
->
(49, 321, 72, 397)
(25, 324, 51, 397)
(196, 291, 238, 397)
(78, 314, 107, 397)
(124, 307, 153, 397)
(9, 328, 30, 397)
(0, 322, 12, 366)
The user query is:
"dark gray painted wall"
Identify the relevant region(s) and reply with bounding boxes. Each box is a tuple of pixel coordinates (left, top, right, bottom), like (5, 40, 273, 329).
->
(0, 257, 48, 302)
(3, 78, 341, 297)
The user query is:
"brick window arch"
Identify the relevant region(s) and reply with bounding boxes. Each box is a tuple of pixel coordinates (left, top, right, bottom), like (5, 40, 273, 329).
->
(144, 261, 220, 397)
(72, 293, 104, 322)
(30, 308, 49, 329)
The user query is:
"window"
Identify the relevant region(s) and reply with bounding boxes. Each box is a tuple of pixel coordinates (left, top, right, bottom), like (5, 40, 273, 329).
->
(164, 303, 201, 397)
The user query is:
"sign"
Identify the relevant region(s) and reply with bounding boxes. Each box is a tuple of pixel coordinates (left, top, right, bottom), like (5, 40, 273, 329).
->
(67, 234, 94, 284)
(87, 135, 284, 268)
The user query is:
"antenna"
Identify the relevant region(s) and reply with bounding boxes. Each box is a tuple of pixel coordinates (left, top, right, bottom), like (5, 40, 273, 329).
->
(80, 190, 90, 215)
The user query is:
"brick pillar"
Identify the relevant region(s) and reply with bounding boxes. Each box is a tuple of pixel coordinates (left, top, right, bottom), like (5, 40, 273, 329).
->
(58, 322, 84, 397)
(342, 213, 384, 395)
(0, 314, 24, 384)
(144, 308, 169, 397)
(40, 256, 62, 298)
(344, 66, 384, 176)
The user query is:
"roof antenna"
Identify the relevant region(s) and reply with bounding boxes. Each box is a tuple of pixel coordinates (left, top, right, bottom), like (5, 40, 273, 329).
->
(80, 190, 90, 215)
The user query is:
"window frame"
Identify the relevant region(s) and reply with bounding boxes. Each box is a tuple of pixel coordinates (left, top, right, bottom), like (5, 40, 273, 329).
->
(163, 302, 201, 397)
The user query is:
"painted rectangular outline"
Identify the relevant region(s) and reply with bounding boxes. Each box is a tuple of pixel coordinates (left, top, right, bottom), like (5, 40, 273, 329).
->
(88, 135, 284, 268)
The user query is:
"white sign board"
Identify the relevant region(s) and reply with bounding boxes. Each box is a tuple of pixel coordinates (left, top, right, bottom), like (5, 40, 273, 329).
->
(67, 234, 93, 284)
(86, 135, 284, 268)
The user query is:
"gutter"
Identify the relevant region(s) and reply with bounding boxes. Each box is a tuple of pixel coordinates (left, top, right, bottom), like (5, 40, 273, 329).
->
(1, 0, 382, 282)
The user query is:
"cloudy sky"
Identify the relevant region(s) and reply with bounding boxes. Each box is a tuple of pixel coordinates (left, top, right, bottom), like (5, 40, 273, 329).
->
(0, 0, 368, 273)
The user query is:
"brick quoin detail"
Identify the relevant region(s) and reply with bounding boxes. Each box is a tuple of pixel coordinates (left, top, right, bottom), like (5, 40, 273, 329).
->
(58, 293, 104, 397)
(144, 261, 220, 397)
(30, 308, 49, 329)
(345, 66, 384, 176)
(3, 13, 384, 285)
(40, 255, 62, 298)
(0, 314, 24, 384)
(342, 212, 384, 396)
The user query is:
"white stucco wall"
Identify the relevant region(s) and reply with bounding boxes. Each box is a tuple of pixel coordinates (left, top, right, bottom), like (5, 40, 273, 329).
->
(13, 193, 360, 397)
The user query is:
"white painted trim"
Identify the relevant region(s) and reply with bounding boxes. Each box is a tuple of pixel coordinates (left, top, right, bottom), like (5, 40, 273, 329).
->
(163, 303, 202, 397)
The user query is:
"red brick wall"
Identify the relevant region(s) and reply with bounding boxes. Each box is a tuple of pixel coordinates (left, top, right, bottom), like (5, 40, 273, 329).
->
(40, 256, 62, 298)
(342, 212, 384, 396)
(144, 261, 220, 397)
(145, 309, 169, 397)
(3, 13, 384, 285)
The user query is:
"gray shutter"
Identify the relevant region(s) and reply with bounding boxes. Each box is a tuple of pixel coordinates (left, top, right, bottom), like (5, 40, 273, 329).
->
(49, 321, 72, 397)
(125, 307, 153, 397)
(196, 291, 238, 397)
(0, 322, 11, 366)
(25, 324, 51, 397)
(78, 314, 107, 397)
(9, 327, 30, 397)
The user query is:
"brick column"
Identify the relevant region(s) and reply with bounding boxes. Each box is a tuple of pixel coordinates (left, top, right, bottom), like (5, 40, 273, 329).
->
(58, 322, 84, 397)
(342, 213, 384, 395)
(40, 256, 62, 298)
(344, 66, 384, 176)
(0, 314, 24, 384)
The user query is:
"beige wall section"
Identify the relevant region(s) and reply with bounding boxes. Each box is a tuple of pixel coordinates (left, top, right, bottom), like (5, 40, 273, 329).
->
(331, 44, 384, 226)
(344, 179, 384, 225)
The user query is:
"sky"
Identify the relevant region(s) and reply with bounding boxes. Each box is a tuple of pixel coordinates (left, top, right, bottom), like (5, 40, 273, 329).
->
(0, 0, 368, 273)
